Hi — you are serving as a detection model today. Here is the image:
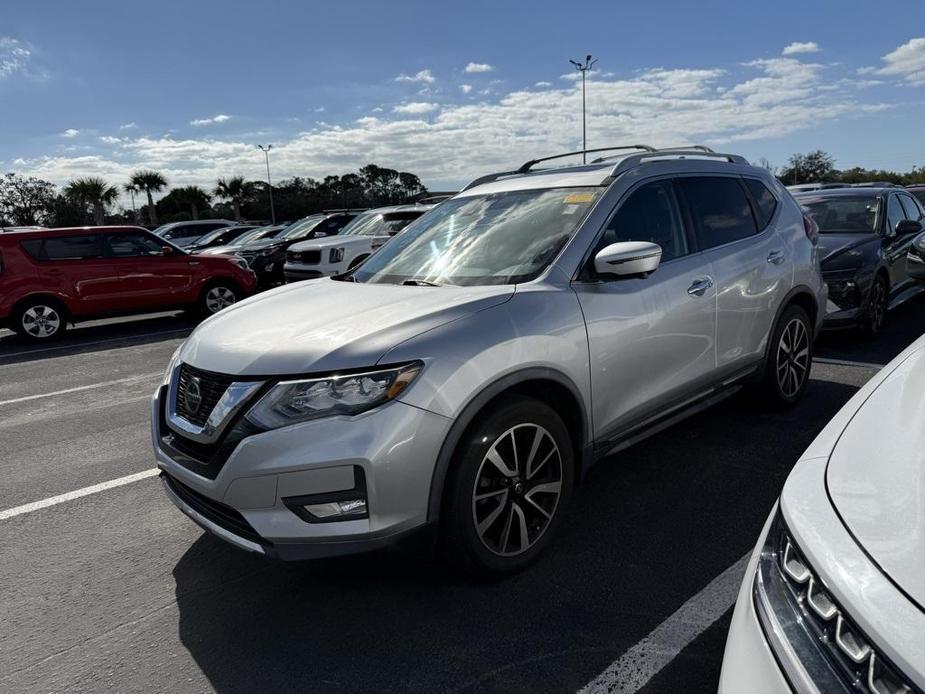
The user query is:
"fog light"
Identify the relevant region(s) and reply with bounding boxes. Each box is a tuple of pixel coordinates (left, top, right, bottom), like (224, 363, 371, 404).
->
(265, 262, 275, 272)
(304, 499, 367, 519)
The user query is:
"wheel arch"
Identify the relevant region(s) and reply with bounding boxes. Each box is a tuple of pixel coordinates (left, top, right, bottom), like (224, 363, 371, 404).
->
(426, 367, 591, 523)
(11, 292, 73, 320)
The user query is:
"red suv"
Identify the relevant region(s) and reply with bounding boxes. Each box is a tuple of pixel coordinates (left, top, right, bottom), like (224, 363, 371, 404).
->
(0, 226, 257, 341)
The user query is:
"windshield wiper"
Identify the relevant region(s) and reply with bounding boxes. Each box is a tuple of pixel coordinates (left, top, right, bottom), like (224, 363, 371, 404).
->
(402, 278, 441, 287)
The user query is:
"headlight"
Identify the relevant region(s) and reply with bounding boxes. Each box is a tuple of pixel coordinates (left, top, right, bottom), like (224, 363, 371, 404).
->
(258, 247, 275, 257)
(162, 344, 183, 385)
(915, 235, 925, 251)
(329, 248, 345, 263)
(244, 361, 423, 430)
(233, 258, 249, 270)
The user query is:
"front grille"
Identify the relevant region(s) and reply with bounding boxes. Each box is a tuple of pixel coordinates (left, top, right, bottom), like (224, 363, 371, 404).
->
(163, 473, 264, 545)
(286, 249, 321, 264)
(176, 363, 235, 427)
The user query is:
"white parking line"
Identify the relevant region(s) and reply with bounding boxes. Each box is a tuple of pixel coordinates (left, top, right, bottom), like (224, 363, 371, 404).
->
(578, 553, 750, 694)
(0, 373, 161, 406)
(0, 468, 160, 521)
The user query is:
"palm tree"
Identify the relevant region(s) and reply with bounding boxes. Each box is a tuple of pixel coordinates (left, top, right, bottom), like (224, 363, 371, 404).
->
(123, 182, 141, 223)
(213, 176, 251, 221)
(64, 177, 119, 225)
(130, 169, 167, 226)
(173, 186, 211, 220)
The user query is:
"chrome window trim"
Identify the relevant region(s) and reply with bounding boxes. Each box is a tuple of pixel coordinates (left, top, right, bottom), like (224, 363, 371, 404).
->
(166, 362, 263, 444)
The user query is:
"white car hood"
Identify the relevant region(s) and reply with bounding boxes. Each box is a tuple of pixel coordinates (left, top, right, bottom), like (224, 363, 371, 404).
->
(826, 341, 925, 608)
(180, 278, 514, 375)
(288, 235, 385, 251)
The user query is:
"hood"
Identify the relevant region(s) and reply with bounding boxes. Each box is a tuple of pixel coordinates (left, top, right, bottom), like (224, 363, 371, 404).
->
(818, 232, 878, 266)
(241, 238, 284, 252)
(180, 278, 514, 375)
(289, 235, 380, 252)
(198, 244, 241, 256)
(826, 341, 925, 609)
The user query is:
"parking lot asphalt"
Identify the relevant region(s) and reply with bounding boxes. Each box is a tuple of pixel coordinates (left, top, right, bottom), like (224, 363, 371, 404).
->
(2, 297, 924, 694)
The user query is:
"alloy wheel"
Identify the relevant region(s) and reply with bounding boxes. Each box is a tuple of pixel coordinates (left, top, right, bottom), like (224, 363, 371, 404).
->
(869, 280, 887, 334)
(22, 305, 61, 338)
(205, 286, 236, 313)
(776, 318, 810, 398)
(471, 423, 563, 557)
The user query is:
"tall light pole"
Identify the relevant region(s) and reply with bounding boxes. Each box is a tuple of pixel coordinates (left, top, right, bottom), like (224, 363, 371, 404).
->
(257, 144, 276, 224)
(569, 54, 597, 163)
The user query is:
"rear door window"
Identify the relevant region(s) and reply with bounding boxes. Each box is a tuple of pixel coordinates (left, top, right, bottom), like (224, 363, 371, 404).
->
(679, 177, 759, 250)
(21, 235, 102, 260)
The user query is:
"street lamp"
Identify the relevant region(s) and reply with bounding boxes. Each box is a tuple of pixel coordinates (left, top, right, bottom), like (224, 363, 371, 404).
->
(569, 54, 597, 163)
(257, 144, 276, 224)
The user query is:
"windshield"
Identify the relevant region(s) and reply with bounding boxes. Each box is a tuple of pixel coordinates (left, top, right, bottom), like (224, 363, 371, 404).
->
(233, 226, 279, 244)
(799, 195, 881, 234)
(277, 215, 324, 240)
(353, 188, 600, 286)
(194, 226, 239, 246)
(342, 211, 424, 237)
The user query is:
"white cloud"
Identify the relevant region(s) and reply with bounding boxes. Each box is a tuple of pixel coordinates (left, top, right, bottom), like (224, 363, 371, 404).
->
(12, 56, 892, 192)
(534, 81, 553, 88)
(60, 129, 80, 138)
(392, 101, 440, 114)
(782, 41, 821, 56)
(465, 62, 493, 73)
(0, 36, 31, 79)
(189, 114, 232, 126)
(119, 122, 137, 130)
(395, 69, 435, 84)
(460, 84, 473, 94)
(863, 37, 925, 86)
(99, 135, 123, 144)
(314, 106, 325, 113)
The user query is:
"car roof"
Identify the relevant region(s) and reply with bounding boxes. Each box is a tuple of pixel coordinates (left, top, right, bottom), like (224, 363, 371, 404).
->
(0, 225, 151, 238)
(359, 203, 436, 215)
(457, 145, 756, 197)
(793, 187, 896, 198)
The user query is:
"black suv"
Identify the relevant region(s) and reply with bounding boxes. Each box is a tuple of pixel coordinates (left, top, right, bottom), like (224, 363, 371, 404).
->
(796, 187, 925, 337)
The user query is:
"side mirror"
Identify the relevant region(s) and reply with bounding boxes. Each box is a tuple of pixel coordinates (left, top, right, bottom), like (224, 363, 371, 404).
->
(315, 232, 328, 238)
(160, 245, 174, 256)
(593, 241, 662, 278)
(896, 219, 923, 237)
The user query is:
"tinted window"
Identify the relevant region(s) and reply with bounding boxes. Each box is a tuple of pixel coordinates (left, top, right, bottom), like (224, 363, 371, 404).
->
(163, 222, 223, 240)
(799, 195, 880, 233)
(22, 235, 101, 260)
(743, 178, 778, 229)
(912, 190, 925, 207)
(104, 232, 165, 257)
(599, 180, 688, 261)
(898, 194, 923, 221)
(680, 177, 758, 249)
(887, 194, 905, 233)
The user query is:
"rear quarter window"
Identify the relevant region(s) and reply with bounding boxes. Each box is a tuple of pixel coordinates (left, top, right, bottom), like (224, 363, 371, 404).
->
(20, 235, 101, 260)
(742, 178, 779, 229)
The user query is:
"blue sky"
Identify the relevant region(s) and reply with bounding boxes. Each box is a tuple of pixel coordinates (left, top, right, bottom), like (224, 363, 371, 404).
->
(2, 0, 925, 204)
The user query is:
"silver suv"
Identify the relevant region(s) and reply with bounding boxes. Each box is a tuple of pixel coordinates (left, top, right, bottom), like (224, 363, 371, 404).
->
(152, 145, 825, 577)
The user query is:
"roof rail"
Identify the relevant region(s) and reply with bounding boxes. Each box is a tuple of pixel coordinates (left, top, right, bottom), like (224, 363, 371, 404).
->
(609, 149, 749, 178)
(461, 170, 520, 191)
(590, 145, 716, 163)
(517, 145, 656, 174)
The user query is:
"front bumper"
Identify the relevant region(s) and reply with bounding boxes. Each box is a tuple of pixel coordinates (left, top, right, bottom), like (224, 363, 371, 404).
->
(152, 384, 452, 559)
(908, 248, 925, 282)
(283, 264, 326, 282)
(821, 272, 865, 329)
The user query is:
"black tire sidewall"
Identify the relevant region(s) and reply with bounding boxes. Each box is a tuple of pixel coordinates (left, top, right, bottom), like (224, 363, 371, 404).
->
(763, 305, 812, 406)
(442, 396, 575, 579)
(859, 276, 888, 339)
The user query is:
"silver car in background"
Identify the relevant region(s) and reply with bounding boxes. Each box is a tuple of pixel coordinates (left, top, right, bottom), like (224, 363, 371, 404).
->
(152, 145, 825, 577)
(719, 332, 925, 694)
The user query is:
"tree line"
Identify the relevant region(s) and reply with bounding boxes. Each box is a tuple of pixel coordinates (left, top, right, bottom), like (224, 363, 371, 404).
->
(776, 150, 925, 186)
(0, 164, 428, 228)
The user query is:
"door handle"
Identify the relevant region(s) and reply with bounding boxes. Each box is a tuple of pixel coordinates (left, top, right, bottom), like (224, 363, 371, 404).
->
(687, 276, 714, 297)
(767, 250, 786, 265)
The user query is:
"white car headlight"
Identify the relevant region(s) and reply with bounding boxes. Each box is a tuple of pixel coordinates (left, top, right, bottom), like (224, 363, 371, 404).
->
(329, 248, 345, 263)
(245, 362, 422, 430)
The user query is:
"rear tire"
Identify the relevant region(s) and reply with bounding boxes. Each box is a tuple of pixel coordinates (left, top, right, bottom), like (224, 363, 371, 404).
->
(441, 396, 574, 579)
(11, 298, 67, 341)
(858, 275, 888, 340)
(198, 281, 240, 316)
(755, 305, 812, 408)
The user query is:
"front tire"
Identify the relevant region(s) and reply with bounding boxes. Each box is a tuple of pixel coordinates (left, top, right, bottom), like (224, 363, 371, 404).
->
(198, 282, 240, 316)
(442, 396, 574, 579)
(12, 299, 67, 341)
(858, 275, 888, 340)
(756, 305, 812, 408)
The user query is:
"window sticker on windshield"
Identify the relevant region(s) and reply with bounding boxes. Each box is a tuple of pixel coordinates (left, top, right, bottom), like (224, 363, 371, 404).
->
(562, 204, 580, 215)
(563, 192, 595, 204)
